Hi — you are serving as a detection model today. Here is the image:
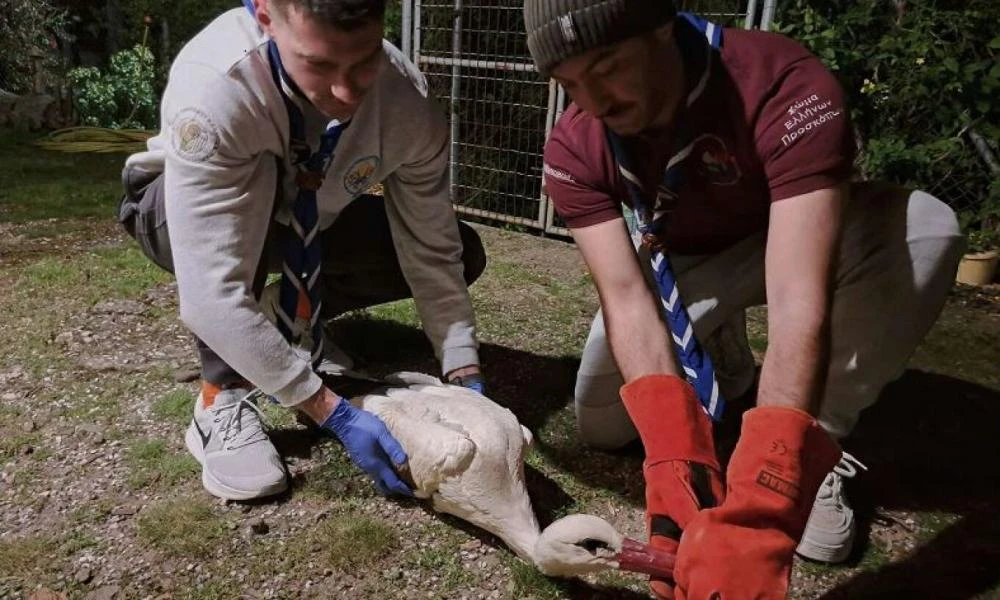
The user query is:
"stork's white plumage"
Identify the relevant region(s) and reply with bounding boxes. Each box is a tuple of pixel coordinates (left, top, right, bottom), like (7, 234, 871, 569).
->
(349, 372, 674, 579)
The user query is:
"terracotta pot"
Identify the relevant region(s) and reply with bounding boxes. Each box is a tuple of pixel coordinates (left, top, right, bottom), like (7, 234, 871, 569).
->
(956, 250, 999, 286)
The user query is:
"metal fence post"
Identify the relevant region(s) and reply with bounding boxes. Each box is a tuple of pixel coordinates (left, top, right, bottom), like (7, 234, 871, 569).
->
(450, 0, 463, 204)
(402, 0, 413, 59)
(759, 0, 777, 31)
(743, 0, 760, 29)
(412, 0, 422, 66)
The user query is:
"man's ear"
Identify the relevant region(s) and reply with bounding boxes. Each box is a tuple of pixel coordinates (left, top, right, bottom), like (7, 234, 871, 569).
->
(652, 21, 676, 44)
(254, 0, 276, 34)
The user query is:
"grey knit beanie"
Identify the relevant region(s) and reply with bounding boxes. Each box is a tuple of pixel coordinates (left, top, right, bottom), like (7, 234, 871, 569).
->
(524, 0, 677, 77)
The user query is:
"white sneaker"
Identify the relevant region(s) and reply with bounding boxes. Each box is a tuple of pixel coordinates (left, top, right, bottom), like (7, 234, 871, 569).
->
(184, 388, 288, 500)
(258, 281, 354, 374)
(796, 452, 868, 563)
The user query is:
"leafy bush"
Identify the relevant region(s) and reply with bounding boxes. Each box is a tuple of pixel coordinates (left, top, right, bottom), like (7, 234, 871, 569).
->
(966, 228, 999, 254)
(385, 0, 403, 48)
(0, 0, 67, 94)
(67, 44, 157, 129)
(776, 0, 1000, 238)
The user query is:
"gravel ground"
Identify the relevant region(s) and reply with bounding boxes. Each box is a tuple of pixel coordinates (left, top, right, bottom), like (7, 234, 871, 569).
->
(1, 218, 998, 600)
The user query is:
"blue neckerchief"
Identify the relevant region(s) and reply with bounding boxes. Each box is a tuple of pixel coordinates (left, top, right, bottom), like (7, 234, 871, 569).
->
(246, 1, 347, 368)
(605, 13, 726, 421)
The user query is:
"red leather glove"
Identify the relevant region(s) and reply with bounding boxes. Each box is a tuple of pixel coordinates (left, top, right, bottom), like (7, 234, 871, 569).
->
(674, 406, 842, 600)
(620, 375, 725, 599)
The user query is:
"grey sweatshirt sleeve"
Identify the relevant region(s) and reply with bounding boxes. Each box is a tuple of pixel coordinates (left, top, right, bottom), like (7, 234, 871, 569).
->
(383, 106, 480, 375)
(161, 63, 323, 407)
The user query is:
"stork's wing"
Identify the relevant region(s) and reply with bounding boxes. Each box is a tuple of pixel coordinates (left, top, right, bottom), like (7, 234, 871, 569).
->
(382, 371, 443, 387)
(360, 392, 476, 499)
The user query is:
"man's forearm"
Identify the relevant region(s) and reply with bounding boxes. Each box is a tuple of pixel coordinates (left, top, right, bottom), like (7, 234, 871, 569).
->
(759, 185, 845, 415)
(603, 282, 680, 383)
(570, 218, 679, 383)
(757, 306, 830, 414)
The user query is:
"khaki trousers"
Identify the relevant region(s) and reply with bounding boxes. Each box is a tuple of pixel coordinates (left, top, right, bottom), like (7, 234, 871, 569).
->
(574, 183, 965, 447)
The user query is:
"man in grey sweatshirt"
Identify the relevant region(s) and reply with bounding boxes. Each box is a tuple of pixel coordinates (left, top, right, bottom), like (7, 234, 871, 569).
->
(119, 0, 485, 501)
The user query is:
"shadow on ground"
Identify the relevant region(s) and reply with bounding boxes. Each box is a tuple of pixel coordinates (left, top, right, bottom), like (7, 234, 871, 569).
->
(328, 314, 582, 433)
(819, 371, 1000, 599)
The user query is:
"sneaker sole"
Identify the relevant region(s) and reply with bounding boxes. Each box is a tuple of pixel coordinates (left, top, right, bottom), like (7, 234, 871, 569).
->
(184, 422, 288, 501)
(795, 534, 854, 564)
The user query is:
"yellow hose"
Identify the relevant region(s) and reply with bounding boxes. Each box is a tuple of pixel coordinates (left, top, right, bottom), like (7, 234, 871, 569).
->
(32, 126, 157, 154)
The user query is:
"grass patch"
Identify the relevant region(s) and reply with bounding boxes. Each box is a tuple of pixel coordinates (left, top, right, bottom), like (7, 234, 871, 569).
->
(365, 299, 421, 327)
(179, 581, 237, 600)
(402, 544, 476, 591)
(0, 433, 40, 459)
(857, 536, 893, 572)
(0, 131, 124, 223)
(137, 498, 231, 556)
(257, 398, 300, 430)
(914, 511, 961, 542)
(910, 305, 1000, 390)
(12, 246, 171, 306)
(58, 375, 158, 422)
(126, 439, 199, 489)
(298, 447, 373, 501)
(794, 556, 840, 579)
(473, 260, 595, 355)
(152, 389, 195, 427)
(60, 530, 101, 555)
(505, 555, 564, 600)
(310, 513, 398, 570)
(70, 499, 115, 525)
(0, 245, 170, 372)
(13, 219, 107, 241)
(0, 534, 58, 577)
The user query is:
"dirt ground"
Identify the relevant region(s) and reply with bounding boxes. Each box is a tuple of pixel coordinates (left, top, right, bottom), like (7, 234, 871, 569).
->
(1, 136, 999, 599)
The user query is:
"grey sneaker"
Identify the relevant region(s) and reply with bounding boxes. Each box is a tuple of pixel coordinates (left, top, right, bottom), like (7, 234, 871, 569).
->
(184, 388, 288, 500)
(796, 452, 867, 563)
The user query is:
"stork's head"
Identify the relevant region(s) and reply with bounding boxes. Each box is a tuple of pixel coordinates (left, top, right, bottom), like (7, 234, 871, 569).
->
(533, 514, 675, 579)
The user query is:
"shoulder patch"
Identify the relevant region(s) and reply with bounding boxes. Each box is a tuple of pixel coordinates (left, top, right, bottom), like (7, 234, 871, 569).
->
(344, 155, 381, 196)
(171, 107, 220, 161)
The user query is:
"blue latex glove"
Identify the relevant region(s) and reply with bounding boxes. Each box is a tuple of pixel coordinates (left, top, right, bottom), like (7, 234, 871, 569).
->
(322, 399, 413, 497)
(449, 372, 485, 395)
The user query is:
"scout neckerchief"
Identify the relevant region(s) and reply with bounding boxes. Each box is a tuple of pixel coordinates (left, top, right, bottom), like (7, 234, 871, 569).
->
(244, 0, 346, 368)
(605, 13, 725, 421)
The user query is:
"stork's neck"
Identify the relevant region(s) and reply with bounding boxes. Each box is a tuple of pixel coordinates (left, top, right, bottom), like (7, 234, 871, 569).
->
(491, 519, 542, 562)
(434, 494, 542, 562)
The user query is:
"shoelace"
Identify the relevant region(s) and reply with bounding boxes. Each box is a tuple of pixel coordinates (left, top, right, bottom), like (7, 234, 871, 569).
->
(833, 451, 868, 478)
(818, 451, 868, 507)
(213, 390, 271, 450)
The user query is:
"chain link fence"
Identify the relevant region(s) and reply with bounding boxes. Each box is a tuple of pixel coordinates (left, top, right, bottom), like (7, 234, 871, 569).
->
(405, 1, 769, 236)
(908, 126, 998, 225)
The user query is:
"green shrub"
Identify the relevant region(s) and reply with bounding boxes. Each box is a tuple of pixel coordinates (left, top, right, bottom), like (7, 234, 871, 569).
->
(776, 0, 1000, 238)
(67, 44, 157, 129)
(0, 0, 67, 94)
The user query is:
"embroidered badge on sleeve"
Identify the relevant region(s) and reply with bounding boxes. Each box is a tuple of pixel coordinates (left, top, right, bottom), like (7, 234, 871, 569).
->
(171, 107, 220, 161)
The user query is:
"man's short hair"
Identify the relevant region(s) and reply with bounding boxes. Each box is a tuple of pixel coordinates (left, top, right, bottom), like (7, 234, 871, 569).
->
(272, 0, 387, 30)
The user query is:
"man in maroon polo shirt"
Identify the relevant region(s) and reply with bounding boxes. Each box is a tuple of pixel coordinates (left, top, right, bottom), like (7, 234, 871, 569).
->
(524, 2, 964, 598)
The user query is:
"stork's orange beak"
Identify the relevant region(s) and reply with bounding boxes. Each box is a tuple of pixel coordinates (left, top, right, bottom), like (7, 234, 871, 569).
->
(616, 537, 676, 579)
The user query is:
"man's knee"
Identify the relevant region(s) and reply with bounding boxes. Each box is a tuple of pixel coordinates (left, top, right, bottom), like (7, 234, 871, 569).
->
(118, 170, 175, 273)
(574, 371, 638, 450)
(908, 189, 966, 259)
(458, 221, 487, 285)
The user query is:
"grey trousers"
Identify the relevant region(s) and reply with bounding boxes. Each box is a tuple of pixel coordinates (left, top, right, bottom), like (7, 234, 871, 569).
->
(118, 173, 486, 387)
(575, 182, 965, 448)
